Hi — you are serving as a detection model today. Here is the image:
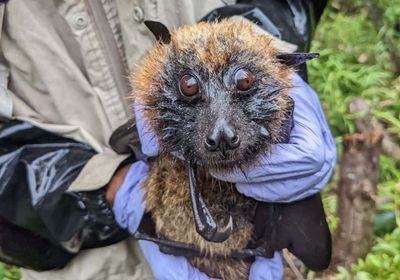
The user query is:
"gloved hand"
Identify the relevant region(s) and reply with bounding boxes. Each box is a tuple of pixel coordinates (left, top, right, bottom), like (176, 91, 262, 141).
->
(112, 162, 218, 279)
(112, 163, 284, 279)
(113, 160, 148, 234)
(249, 254, 284, 280)
(136, 73, 337, 203)
(209, 73, 337, 203)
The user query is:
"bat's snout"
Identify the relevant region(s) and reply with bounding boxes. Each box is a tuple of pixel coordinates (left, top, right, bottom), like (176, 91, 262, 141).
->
(204, 120, 240, 152)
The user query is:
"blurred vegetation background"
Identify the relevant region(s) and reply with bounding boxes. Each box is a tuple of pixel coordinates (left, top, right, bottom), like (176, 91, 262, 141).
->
(308, 0, 400, 278)
(0, 0, 398, 279)
(0, 264, 19, 280)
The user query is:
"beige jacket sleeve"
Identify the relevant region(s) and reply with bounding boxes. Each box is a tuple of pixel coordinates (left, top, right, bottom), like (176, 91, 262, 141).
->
(1, 0, 226, 192)
(0, 4, 12, 120)
(1, 1, 131, 191)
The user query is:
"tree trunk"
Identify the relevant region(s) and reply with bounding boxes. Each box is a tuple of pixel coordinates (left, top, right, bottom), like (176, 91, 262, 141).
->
(329, 132, 382, 271)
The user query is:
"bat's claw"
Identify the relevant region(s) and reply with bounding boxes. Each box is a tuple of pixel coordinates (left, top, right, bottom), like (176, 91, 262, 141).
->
(187, 159, 235, 243)
(207, 215, 233, 243)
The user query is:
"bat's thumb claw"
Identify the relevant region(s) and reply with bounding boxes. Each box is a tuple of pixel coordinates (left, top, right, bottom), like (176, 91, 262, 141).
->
(209, 215, 234, 243)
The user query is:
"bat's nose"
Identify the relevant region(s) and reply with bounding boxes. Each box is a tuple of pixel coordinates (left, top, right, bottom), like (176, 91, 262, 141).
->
(205, 122, 240, 152)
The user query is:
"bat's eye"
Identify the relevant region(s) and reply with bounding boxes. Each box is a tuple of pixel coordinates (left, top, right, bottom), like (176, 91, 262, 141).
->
(234, 68, 254, 91)
(179, 74, 200, 96)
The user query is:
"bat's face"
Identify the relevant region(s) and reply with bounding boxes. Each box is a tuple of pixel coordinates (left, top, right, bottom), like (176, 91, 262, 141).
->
(133, 20, 293, 170)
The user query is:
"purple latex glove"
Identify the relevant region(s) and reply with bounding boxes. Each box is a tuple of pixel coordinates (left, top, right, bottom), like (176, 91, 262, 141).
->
(113, 160, 148, 234)
(249, 253, 284, 280)
(135, 103, 160, 158)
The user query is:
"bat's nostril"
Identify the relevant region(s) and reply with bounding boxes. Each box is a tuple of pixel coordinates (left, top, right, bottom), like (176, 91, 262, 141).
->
(205, 137, 219, 151)
(229, 135, 240, 149)
(205, 127, 240, 152)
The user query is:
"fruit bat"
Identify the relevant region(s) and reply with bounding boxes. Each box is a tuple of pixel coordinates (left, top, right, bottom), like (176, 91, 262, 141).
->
(131, 19, 330, 279)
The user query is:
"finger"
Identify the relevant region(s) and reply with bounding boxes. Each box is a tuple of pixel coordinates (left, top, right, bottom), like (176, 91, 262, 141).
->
(134, 103, 160, 157)
(249, 252, 284, 280)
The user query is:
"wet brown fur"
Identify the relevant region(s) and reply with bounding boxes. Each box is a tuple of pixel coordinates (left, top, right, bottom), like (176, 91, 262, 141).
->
(145, 154, 255, 279)
(131, 20, 294, 279)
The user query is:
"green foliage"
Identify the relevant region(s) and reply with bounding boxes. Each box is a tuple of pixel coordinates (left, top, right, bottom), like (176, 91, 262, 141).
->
(323, 187, 339, 231)
(336, 228, 400, 279)
(0, 264, 20, 280)
(308, 7, 399, 138)
(309, 0, 400, 279)
(375, 155, 400, 236)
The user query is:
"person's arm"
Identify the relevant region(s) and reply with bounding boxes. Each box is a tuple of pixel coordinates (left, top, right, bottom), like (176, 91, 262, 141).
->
(0, 119, 131, 270)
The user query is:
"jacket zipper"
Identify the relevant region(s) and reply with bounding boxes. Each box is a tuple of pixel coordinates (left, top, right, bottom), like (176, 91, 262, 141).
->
(85, 0, 131, 118)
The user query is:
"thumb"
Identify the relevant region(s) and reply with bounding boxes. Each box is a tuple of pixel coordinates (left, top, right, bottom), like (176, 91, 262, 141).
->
(248, 252, 284, 280)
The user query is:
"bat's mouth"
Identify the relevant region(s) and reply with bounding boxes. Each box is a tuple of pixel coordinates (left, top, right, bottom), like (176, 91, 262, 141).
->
(203, 152, 240, 169)
(199, 144, 260, 171)
(186, 159, 234, 243)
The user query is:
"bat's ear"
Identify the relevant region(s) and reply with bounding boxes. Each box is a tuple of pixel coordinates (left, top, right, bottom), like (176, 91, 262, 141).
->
(275, 53, 319, 67)
(144, 20, 171, 44)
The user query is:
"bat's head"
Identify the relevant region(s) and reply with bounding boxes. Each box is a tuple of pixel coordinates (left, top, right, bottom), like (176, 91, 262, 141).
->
(132, 20, 314, 171)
